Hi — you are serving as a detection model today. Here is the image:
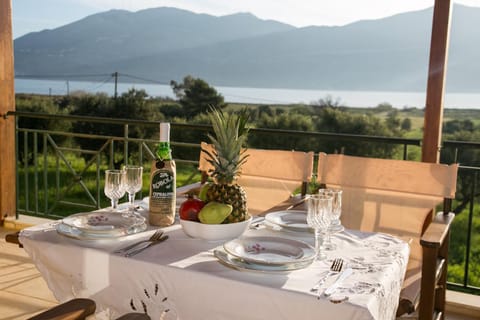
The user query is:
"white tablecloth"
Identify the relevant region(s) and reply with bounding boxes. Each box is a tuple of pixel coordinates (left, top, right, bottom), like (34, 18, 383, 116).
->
(20, 208, 409, 320)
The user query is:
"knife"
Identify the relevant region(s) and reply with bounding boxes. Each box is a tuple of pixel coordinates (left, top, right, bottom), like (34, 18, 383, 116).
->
(323, 267, 353, 296)
(124, 235, 169, 257)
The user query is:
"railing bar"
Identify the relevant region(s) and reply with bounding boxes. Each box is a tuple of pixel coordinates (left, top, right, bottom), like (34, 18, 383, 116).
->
(109, 140, 114, 169)
(96, 156, 101, 209)
(14, 117, 19, 219)
(33, 132, 39, 215)
(124, 124, 129, 164)
(139, 142, 144, 199)
(43, 134, 48, 215)
(56, 147, 100, 155)
(56, 201, 98, 209)
(23, 131, 29, 212)
(463, 170, 476, 287)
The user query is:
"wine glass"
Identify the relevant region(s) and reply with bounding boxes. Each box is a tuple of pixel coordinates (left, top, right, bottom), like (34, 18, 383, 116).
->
(306, 194, 333, 260)
(319, 188, 342, 250)
(104, 169, 126, 210)
(123, 165, 143, 215)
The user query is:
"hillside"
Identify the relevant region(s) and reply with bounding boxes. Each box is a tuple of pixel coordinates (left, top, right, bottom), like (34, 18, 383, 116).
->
(14, 5, 480, 93)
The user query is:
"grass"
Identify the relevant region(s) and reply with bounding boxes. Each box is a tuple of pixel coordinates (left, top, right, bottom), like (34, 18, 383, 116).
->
(17, 154, 201, 218)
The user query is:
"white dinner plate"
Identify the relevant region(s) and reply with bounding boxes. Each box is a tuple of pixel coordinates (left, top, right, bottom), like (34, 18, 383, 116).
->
(58, 211, 147, 239)
(223, 236, 315, 266)
(214, 249, 314, 273)
(264, 210, 312, 232)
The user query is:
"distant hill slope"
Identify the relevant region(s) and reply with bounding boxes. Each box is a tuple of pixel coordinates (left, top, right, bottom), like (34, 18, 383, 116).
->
(13, 5, 480, 93)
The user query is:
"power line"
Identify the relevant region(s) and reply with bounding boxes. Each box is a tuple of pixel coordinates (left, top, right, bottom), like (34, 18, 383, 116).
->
(118, 73, 171, 85)
(16, 73, 112, 79)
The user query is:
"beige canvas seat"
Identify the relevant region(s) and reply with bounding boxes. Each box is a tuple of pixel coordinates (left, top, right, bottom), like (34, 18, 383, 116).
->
(199, 142, 314, 214)
(316, 153, 458, 320)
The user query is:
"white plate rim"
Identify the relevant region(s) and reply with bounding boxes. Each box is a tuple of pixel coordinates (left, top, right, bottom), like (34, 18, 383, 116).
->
(264, 210, 311, 232)
(223, 236, 315, 266)
(61, 211, 145, 235)
(214, 249, 313, 273)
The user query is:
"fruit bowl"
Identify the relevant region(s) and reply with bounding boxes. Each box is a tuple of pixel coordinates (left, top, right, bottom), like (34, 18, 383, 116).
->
(179, 216, 252, 241)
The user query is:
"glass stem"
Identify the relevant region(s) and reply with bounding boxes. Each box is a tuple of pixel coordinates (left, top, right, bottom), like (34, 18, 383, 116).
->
(128, 193, 135, 211)
(314, 229, 321, 257)
(111, 199, 118, 209)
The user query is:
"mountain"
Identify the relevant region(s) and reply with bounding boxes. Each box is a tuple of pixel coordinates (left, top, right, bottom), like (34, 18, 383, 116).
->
(13, 5, 480, 93)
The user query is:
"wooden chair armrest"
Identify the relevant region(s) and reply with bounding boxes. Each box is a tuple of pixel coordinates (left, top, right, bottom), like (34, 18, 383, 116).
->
(420, 212, 455, 248)
(28, 298, 96, 320)
(5, 230, 23, 247)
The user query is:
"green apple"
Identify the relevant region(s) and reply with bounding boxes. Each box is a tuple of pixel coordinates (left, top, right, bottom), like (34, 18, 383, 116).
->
(198, 201, 232, 224)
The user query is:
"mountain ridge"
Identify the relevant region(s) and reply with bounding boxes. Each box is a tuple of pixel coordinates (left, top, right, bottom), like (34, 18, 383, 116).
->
(14, 5, 480, 93)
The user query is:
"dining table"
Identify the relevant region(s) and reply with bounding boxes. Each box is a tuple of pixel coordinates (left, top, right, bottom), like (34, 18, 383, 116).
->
(19, 197, 410, 320)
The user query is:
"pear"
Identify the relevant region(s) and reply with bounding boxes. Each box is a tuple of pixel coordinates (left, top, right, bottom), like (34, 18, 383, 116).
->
(198, 201, 233, 224)
(198, 182, 211, 202)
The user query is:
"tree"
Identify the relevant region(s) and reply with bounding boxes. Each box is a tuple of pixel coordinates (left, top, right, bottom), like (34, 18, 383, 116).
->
(315, 107, 402, 158)
(170, 76, 226, 118)
(15, 95, 72, 164)
(70, 89, 163, 166)
(401, 118, 412, 131)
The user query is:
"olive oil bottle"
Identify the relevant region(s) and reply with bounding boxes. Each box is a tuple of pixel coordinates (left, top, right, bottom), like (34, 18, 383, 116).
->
(149, 122, 176, 226)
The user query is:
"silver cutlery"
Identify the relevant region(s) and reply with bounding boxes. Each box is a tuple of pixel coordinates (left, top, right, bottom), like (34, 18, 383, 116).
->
(323, 267, 353, 296)
(310, 258, 343, 292)
(114, 230, 164, 254)
(124, 234, 169, 257)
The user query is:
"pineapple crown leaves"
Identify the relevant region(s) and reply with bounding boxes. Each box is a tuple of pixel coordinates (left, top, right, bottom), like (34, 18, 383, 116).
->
(202, 107, 252, 184)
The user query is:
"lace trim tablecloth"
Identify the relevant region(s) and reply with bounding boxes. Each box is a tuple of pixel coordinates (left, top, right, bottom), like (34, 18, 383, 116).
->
(20, 212, 409, 320)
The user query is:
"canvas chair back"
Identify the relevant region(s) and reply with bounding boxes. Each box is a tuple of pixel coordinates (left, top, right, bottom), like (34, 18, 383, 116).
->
(199, 142, 314, 214)
(316, 152, 457, 255)
(316, 152, 458, 311)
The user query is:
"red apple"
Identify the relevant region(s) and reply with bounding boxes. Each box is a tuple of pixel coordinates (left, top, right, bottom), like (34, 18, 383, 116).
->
(179, 194, 205, 222)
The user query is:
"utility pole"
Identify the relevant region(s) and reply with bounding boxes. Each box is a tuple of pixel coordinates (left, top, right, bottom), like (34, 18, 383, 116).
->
(112, 71, 118, 99)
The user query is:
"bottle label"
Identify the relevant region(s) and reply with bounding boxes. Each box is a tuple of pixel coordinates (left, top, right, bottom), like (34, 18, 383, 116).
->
(151, 171, 174, 198)
(149, 159, 176, 226)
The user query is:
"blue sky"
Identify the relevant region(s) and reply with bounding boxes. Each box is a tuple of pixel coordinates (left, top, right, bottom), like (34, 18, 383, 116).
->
(12, 0, 480, 39)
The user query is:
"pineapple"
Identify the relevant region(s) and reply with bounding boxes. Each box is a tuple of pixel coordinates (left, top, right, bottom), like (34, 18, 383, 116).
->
(202, 107, 251, 223)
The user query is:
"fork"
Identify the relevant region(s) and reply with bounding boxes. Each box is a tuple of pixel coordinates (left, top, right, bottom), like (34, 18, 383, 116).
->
(310, 258, 344, 292)
(113, 230, 164, 254)
(124, 235, 169, 257)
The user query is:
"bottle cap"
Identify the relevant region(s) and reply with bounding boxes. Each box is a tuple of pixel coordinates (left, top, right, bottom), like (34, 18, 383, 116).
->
(160, 122, 170, 142)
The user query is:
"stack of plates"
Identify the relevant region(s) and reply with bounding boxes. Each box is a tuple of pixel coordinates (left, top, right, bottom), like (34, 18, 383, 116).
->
(264, 210, 345, 233)
(56, 211, 147, 240)
(215, 236, 315, 272)
(264, 210, 312, 232)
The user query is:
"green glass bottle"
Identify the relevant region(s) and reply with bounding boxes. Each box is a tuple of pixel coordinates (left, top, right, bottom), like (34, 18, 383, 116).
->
(149, 123, 176, 226)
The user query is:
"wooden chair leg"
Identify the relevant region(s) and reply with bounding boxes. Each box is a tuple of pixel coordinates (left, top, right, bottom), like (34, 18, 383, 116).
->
(115, 313, 151, 320)
(419, 246, 438, 320)
(28, 298, 96, 320)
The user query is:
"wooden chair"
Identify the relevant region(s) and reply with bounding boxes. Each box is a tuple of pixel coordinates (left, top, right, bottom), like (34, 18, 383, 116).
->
(199, 142, 314, 214)
(26, 298, 150, 320)
(316, 153, 458, 320)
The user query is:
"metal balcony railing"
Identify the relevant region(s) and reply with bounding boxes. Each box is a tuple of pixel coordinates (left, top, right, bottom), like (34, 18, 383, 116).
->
(7, 111, 480, 295)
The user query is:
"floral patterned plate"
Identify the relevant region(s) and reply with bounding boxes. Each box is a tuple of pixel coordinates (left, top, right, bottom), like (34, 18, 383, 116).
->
(223, 236, 315, 266)
(57, 211, 147, 239)
(214, 248, 314, 272)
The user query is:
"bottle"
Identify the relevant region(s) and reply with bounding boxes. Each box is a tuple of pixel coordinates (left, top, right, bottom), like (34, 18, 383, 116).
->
(149, 122, 176, 226)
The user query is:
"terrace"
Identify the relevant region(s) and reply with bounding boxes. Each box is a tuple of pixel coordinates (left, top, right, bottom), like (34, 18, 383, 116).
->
(0, 0, 479, 319)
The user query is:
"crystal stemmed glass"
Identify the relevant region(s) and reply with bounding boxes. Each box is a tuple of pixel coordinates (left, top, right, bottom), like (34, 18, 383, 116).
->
(306, 194, 333, 260)
(319, 188, 342, 250)
(123, 165, 143, 215)
(104, 169, 126, 210)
